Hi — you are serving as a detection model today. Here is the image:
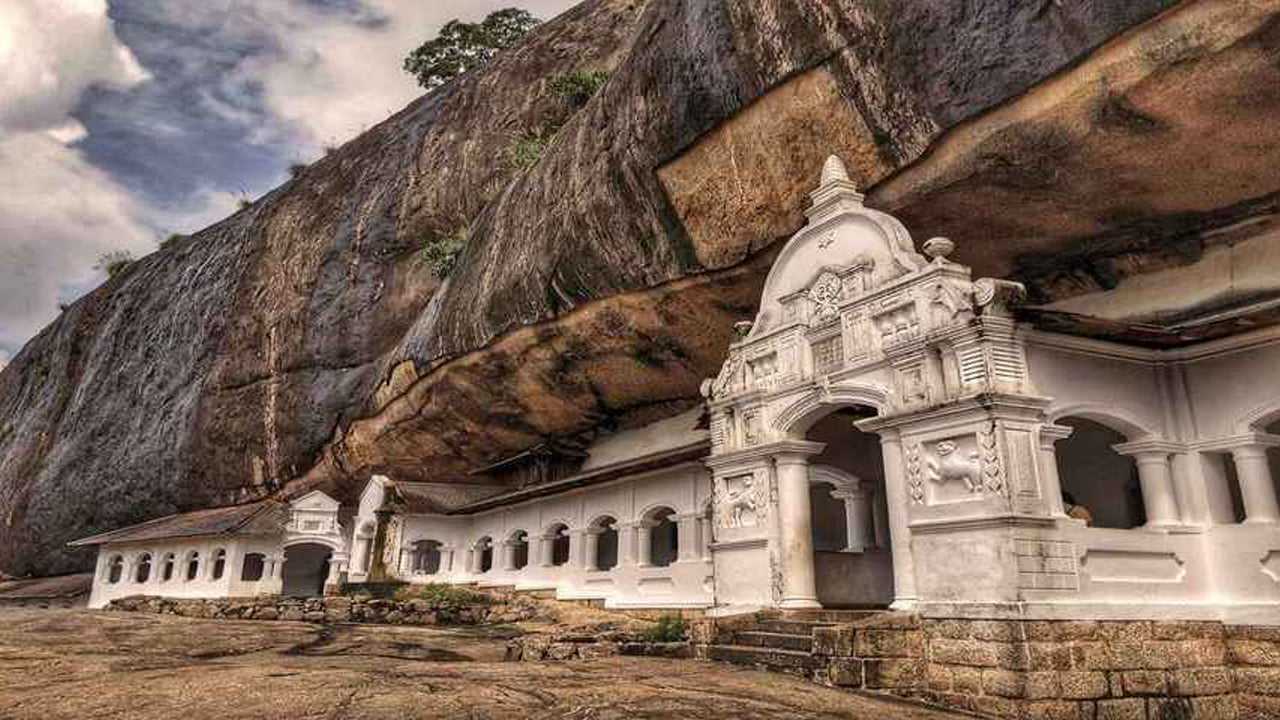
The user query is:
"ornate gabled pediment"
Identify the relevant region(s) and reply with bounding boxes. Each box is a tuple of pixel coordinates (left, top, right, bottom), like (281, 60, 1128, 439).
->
(703, 153, 1035, 453)
(750, 156, 926, 338)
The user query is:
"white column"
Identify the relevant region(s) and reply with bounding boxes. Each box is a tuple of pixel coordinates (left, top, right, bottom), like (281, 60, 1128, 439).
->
(1038, 424, 1073, 517)
(502, 541, 517, 571)
(880, 431, 918, 610)
(676, 513, 699, 562)
(538, 536, 554, 567)
(1134, 451, 1180, 528)
(583, 529, 601, 571)
(443, 548, 455, 574)
(620, 522, 639, 566)
(833, 488, 873, 552)
(774, 448, 822, 609)
(1232, 444, 1280, 524)
(635, 523, 654, 568)
(466, 547, 477, 574)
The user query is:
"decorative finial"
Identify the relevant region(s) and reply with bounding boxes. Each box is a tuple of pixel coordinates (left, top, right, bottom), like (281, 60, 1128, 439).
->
(922, 237, 955, 262)
(820, 155, 850, 186)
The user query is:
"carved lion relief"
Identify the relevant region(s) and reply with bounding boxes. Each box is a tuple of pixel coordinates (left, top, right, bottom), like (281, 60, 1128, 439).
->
(926, 440, 982, 493)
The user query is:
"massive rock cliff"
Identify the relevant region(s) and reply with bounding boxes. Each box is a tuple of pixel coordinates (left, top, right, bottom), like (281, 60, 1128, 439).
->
(3, 0, 1279, 575)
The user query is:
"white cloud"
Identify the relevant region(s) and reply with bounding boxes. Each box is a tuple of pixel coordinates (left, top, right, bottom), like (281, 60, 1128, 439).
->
(152, 0, 577, 153)
(0, 349, 9, 372)
(0, 0, 149, 133)
(0, 0, 154, 350)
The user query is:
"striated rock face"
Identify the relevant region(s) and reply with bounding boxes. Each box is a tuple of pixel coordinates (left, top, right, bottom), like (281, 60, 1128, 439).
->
(4, 0, 1280, 576)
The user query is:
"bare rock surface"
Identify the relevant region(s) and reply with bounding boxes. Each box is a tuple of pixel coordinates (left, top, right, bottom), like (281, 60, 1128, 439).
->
(4, 0, 1280, 575)
(0, 607, 964, 719)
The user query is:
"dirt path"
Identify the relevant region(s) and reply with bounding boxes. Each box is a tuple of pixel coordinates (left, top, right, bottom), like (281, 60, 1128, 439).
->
(0, 607, 965, 719)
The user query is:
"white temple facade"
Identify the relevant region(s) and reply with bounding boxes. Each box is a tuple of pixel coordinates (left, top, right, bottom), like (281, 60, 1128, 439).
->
(74, 155, 1280, 623)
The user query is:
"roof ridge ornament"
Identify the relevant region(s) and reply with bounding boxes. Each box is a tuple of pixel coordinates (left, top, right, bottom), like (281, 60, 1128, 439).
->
(820, 155, 851, 186)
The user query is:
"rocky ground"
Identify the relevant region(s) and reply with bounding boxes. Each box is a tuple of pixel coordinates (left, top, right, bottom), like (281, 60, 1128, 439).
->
(0, 606, 964, 719)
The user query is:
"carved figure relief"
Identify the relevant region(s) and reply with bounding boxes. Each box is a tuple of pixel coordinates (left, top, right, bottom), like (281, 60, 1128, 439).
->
(925, 440, 982, 493)
(708, 354, 743, 399)
(715, 475, 767, 529)
(873, 301, 919, 345)
(808, 271, 843, 325)
(928, 280, 971, 326)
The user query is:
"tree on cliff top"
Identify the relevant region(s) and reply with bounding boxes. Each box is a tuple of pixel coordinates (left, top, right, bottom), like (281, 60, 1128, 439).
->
(403, 8, 541, 90)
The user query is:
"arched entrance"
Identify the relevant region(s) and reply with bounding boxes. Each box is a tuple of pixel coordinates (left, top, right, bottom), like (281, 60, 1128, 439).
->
(801, 406, 894, 608)
(281, 543, 333, 597)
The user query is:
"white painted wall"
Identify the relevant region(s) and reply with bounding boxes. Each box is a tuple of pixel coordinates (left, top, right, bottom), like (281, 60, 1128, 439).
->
(385, 463, 715, 608)
(87, 535, 283, 609)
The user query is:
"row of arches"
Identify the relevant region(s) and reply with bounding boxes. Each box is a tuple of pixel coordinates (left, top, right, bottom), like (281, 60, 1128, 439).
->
(1054, 414, 1280, 529)
(410, 506, 690, 578)
(103, 548, 239, 585)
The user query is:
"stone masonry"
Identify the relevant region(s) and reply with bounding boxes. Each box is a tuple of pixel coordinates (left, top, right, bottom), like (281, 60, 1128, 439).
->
(105, 591, 543, 626)
(696, 614, 1280, 720)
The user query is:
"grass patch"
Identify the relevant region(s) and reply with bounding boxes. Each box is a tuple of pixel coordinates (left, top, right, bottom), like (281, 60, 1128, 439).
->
(549, 70, 609, 107)
(642, 613, 687, 643)
(415, 224, 468, 278)
(395, 583, 491, 612)
(505, 129, 553, 172)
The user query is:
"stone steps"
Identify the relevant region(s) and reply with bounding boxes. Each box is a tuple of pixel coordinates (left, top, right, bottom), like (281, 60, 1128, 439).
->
(777, 608, 884, 623)
(704, 644, 826, 674)
(733, 630, 813, 652)
(756, 619, 834, 636)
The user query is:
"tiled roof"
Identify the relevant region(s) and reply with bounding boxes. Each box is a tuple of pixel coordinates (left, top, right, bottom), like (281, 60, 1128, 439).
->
(392, 482, 505, 515)
(66, 500, 287, 547)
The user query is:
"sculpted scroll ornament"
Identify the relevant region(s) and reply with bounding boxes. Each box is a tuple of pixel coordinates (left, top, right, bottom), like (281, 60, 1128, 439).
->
(808, 271, 843, 325)
(906, 442, 925, 504)
(978, 426, 1004, 494)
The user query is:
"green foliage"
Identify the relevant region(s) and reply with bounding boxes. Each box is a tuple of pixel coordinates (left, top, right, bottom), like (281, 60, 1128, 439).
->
(95, 250, 135, 278)
(416, 225, 468, 278)
(396, 583, 490, 611)
(642, 614, 687, 643)
(237, 198, 253, 210)
(159, 233, 184, 248)
(288, 163, 307, 179)
(549, 70, 609, 107)
(505, 129, 551, 172)
(403, 8, 541, 90)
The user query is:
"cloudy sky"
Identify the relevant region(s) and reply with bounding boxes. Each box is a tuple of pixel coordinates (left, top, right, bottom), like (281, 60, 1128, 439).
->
(0, 0, 576, 371)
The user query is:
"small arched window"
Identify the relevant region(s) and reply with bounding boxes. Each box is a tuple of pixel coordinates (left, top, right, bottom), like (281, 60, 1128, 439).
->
(511, 531, 529, 570)
(185, 551, 201, 581)
(160, 553, 176, 582)
(593, 517, 619, 571)
(413, 540, 442, 575)
(647, 507, 679, 568)
(106, 555, 124, 584)
(241, 553, 266, 582)
(211, 548, 227, 580)
(549, 524, 570, 567)
(134, 553, 152, 584)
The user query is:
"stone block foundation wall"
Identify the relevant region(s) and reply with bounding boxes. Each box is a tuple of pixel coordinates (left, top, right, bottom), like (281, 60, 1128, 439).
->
(105, 592, 544, 626)
(696, 615, 1280, 720)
